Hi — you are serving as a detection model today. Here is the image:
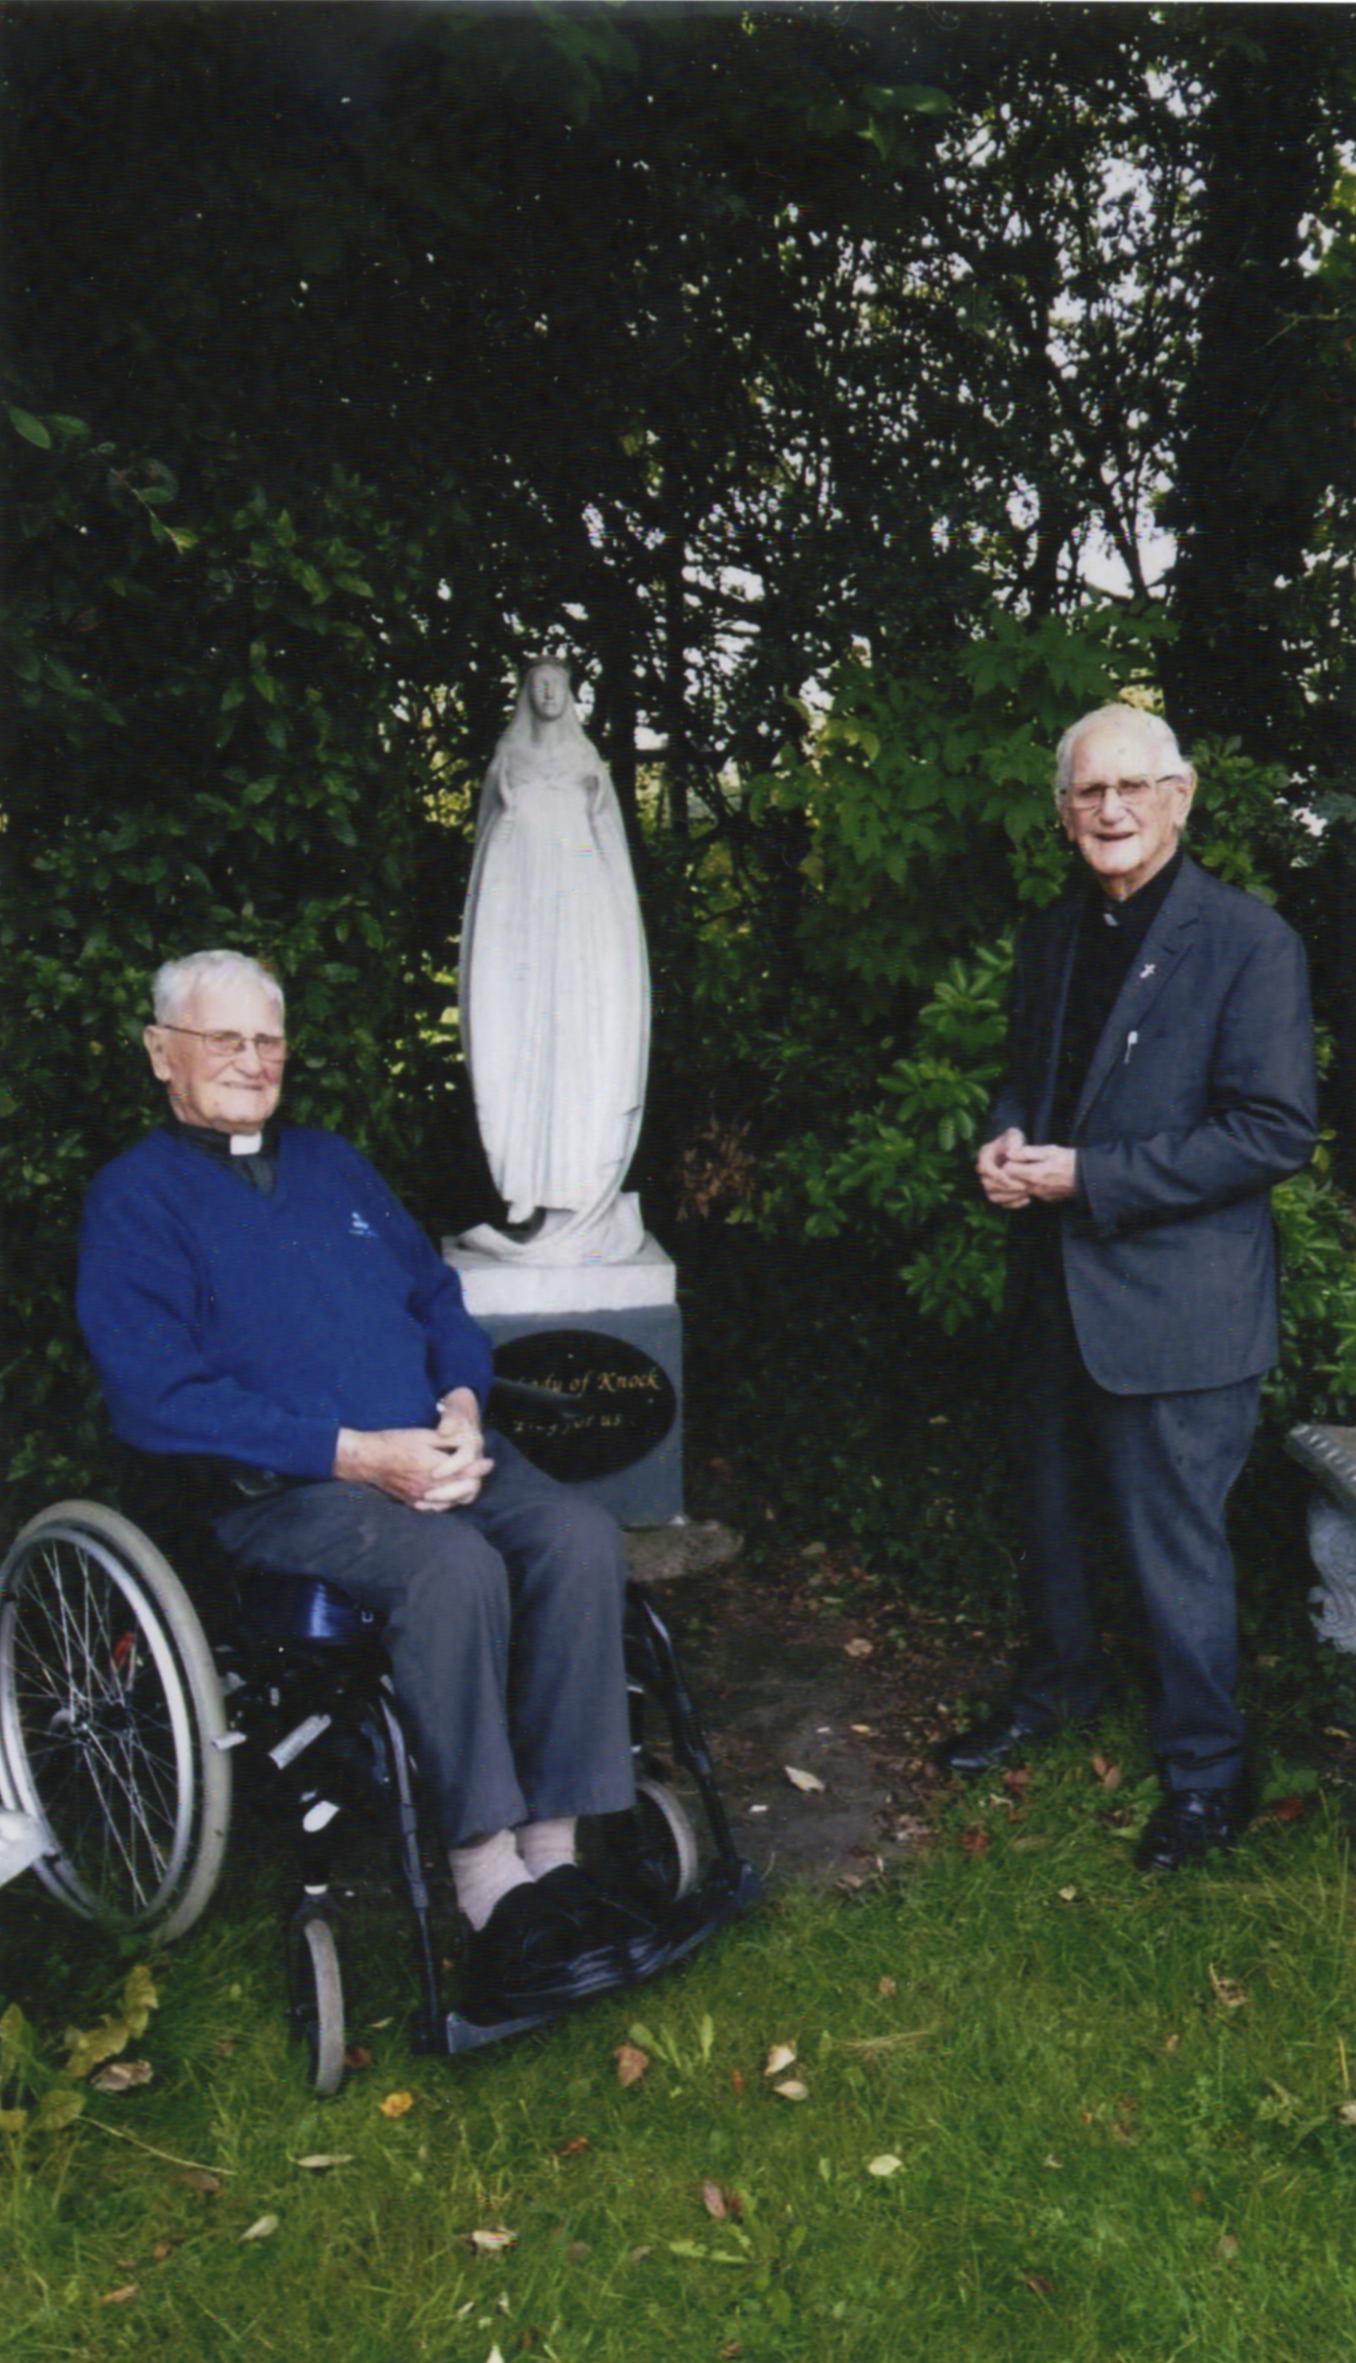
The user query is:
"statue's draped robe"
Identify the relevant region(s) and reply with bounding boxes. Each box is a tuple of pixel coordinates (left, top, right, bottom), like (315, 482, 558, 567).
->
(460, 706, 649, 1262)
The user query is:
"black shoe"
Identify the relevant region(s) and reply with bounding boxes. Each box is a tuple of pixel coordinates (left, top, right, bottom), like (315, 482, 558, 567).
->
(938, 1706, 1056, 1780)
(1134, 1786, 1250, 1873)
(532, 1864, 670, 1978)
(461, 1879, 635, 2019)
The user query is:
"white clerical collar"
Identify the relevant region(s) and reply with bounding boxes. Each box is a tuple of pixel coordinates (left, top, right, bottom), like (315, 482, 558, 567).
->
(230, 1132, 264, 1155)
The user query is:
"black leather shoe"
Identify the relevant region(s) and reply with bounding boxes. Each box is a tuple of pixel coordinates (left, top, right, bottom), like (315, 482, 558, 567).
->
(461, 1879, 637, 2018)
(532, 1864, 670, 1978)
(1134, 1786, 1250, 1872)
(938, 1707, 1056, 1780)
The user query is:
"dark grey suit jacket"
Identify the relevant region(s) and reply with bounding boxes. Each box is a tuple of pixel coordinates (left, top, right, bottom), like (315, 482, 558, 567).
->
(991, 854, 1317, 1395)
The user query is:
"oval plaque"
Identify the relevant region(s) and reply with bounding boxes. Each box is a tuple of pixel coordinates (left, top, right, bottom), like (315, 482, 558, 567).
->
(490, 1329, 677, 1482)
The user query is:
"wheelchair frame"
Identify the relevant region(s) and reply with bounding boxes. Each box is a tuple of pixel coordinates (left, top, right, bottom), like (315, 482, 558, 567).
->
(0, 1498, 758, 2091)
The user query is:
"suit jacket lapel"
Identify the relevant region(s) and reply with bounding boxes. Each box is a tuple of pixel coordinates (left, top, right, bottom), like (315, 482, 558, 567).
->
(1071, 857, 1203, 1133)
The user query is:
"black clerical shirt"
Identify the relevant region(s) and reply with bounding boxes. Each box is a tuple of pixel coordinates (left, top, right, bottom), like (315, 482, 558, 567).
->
(168, 1117, 280, 1195)
(1050, 846, 1184, 1144)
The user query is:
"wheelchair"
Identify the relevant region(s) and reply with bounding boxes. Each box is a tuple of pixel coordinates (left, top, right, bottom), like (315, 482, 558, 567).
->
(0, 1489, 759, 2094)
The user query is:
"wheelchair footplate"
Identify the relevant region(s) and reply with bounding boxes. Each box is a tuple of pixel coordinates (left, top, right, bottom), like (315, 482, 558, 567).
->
(442, 1858, 761, 2057)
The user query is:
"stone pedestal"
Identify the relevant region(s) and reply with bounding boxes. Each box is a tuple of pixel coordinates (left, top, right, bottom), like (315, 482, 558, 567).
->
(1287, 1422, 1356, 1656)
(444, 1234, 682, 1528)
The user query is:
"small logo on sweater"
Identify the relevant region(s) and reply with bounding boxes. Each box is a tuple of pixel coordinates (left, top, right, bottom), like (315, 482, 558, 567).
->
(348, 1211, 376, 1238)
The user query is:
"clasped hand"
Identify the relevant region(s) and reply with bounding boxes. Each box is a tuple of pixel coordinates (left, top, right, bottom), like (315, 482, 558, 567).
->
(976, 1127, 1077, 1207)
(334, 1387, 494, 1510)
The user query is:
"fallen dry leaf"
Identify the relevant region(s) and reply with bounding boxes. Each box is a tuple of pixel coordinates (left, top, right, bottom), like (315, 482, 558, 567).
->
(1001, 1766, 1033, 1797)
(239, 2215, 278, 2243)
(343, 2044, 372, 2072)
(866, 2154, 903, 2177)
(470, 2226, 517, 2254)
(784, 1765, 826, 1794)
(1090, 1751, 1123, 1791)
(91, 2059, 153, 2094)
(1208, 1966, 1247, 2011)
(615, 2042, 650, 2088)
(556, 2135, 591, 2157)
(1058, 1885, 1079, 1903)
(877, 1976, 897, 1998)
(1337, 2099, 1356, 2125)
(100, 2285, 139, 2306)
(292, 2153, 353, 2172)
(150, 2239, 176, 2263)
(959, 1826, 992, 1856)
(764, 2042, 797, 2077)
(850, 1723, 876, 1736)
(1022, 2272, 1055, 2300)
(729, 2068, 745, 2097)
(378, 2089, 416, 2118)
(178, 2168, 222, 2196)
(701, 2179, 729, 2219)
(1267, 1794, 1309, 1825)
(844, 1638, 874, 1659)
(774, 2078, 809, 2101)
(1215, 2233, 1241, 2262)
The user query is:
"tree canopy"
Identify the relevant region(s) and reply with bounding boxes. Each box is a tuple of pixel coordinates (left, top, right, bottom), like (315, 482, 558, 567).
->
(8, 2, 1354, 797)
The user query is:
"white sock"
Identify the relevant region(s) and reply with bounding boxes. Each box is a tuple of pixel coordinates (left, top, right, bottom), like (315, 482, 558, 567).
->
(450, 1829, 534, 1930)
(516, 1817, 577, 1879)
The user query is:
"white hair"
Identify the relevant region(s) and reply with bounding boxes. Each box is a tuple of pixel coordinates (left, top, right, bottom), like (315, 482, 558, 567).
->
(1053, 706, 1190, 805)
(151, 949, 285, 1025)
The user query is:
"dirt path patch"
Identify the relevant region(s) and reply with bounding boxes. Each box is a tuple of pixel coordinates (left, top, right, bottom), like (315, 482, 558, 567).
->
(641, 1540, 1016, 1891)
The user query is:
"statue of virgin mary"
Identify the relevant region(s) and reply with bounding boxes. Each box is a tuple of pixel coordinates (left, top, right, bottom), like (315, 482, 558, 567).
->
(458, 658, 650, 1263)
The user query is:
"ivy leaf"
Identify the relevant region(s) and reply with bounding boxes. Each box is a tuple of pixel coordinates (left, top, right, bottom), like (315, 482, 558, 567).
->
(8, 405, 52, 448)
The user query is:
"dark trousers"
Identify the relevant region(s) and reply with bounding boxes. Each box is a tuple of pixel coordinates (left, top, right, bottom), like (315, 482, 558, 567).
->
(1006, 1251, 1258, 1791)
(215, 1432, 635, 1847)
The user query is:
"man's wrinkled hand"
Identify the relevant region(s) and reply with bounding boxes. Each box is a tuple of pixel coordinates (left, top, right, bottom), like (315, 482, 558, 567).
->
(1004, 1144, 1078, 1203)
(334, 1418, 494, 1510)
(977, 1126, 1032, 1208)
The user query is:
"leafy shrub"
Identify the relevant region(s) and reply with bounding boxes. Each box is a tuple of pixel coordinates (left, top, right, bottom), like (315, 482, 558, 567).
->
(1, 406, 472, 1521)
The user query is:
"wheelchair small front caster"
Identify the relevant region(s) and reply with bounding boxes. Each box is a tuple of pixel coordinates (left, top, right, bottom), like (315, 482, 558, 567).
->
(633, 1777, 700, 1901)
(288, 1909, 346, 2096)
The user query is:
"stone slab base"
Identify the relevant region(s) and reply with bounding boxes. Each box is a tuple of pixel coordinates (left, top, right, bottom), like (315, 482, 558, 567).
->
(444, 1232, 676, 1317)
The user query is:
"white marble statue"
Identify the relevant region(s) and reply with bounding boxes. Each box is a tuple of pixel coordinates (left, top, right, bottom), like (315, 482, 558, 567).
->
(458, 658, 650, 1263)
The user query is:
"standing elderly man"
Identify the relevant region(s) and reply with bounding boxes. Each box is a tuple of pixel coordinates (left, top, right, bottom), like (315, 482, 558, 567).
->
(77, 948, 667, 2013)
(940, 706, 1317, 1869)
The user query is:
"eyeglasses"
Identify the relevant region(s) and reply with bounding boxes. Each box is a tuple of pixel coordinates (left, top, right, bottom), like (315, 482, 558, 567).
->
(157, 1025, 288, 1065)
(1065, 773, 1185, 814)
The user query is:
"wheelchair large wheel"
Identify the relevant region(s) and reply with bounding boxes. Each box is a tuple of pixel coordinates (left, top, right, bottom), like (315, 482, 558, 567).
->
(0, 1502, 231, 1940)
(289, 1913, 346, 2097)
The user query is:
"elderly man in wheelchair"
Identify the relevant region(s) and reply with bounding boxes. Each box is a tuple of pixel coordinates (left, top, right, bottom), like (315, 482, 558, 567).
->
(28, 946, 745, 2045)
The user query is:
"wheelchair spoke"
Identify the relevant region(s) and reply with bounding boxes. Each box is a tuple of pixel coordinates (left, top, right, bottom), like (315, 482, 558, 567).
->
(0, 1519, 212, 1925)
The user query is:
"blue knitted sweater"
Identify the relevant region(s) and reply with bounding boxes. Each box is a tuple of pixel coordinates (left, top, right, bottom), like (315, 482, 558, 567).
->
(77, 1125, 494, 1479)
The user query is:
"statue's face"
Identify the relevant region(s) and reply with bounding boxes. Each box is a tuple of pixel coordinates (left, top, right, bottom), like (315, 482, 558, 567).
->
(527, 665, 569, 723)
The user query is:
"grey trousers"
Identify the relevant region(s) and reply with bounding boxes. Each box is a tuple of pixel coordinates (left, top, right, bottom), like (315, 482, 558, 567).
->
(1006, 1252, 1258, 1791)
(215, 1433, 635, 1846)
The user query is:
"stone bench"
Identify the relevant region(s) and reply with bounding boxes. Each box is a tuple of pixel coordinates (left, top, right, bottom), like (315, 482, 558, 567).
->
(1285, 1424, 1356, 1655)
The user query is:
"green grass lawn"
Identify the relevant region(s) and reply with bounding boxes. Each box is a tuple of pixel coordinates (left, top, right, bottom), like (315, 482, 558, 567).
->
(5, 1733, 1356, 2363)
